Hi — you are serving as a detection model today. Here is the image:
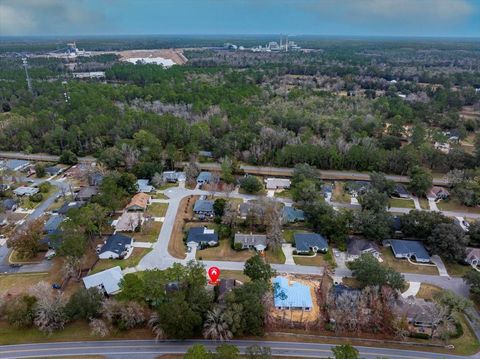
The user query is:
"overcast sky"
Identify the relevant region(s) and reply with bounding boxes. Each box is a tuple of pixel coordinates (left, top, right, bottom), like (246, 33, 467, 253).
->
(0, 0, 479, 37)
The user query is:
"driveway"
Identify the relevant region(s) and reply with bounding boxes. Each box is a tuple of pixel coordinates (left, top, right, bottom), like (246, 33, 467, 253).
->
(401, 282, 421, 298)
(282, 243, 295, 265)
(431, 255, 449, 277)
(428, 198, 439, 211)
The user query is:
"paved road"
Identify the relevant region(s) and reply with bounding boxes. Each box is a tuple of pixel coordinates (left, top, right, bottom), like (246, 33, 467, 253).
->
(0, 339, 474, 359)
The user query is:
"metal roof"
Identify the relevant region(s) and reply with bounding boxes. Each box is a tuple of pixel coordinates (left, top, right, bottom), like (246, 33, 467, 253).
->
(272, 276, 313, 309)
(193, 199, 214, 213)
(82, 266, 124, 295)
(100, 233, 133, 255)
(294, 233, 328, 252)
(282, 206, 305, 222)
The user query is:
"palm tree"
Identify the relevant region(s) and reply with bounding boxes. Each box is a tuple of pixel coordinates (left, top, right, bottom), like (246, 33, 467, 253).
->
(202, 307, 232, 341)
(148, 312, 165, 341)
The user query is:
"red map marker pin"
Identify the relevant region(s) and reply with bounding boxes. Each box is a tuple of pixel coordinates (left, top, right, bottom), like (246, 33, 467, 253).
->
(208, 266, 220, 285)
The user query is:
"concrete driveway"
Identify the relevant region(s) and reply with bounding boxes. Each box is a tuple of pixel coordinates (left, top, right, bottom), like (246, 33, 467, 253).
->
(431, 255, 449, 277)
(282, 243, 295, 265)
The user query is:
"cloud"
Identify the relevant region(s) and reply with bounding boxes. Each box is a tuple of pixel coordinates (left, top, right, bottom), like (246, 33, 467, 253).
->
(0, 0, 107, 35)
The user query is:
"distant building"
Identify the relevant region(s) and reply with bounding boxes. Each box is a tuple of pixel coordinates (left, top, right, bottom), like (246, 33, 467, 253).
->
(384, 239, 430, 263)
(265, 178, 291, 190)
(98, 233, 134, 259)
(346, 237, 381, 261)
(136, 179, 154, 193)
(197, 171, 213, 184)
(282, 206, 305, 223)
(82, 266, 124, 295)
(13, 186, 39, 197)
(198, 151, 213, 158)
(186, 227, 218, 247)
(45, 166, 63, 176)
(272, 276, 313, 311)
(125, 193, 150, 212)
(234, 233, 267, 252)
(294, 233, 328, 254)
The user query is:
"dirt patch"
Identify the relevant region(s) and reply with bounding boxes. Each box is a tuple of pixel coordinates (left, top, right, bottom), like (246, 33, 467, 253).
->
(117, 49, 187, 65)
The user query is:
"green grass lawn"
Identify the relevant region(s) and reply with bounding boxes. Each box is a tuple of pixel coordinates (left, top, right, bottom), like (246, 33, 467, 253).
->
(265, 247, 286, 264)
(380, 248, 439, 275)
(450, 314, 480, 355)
(157, 183, 178, 191)
(437, 199, 480, 214)
(293, 254, 328, 266)
(388, 198, 415, 209)
(91, 248, 151, 274)
(152, 192, 169, 199)
(274, 189, 292, 199)
(445, 262, 472, 277)
(147, 203, 168, 217)
(419, 197, 430, 210)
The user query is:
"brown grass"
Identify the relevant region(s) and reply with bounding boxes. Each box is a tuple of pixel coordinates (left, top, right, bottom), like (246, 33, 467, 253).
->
(416, 283, 442, 300)
(168, 196, 199, 259)
(91, 248, 151, 274)
(147, 203, 168, 217)
(293, 254, 328, 267)
(197, 239, 252, 262)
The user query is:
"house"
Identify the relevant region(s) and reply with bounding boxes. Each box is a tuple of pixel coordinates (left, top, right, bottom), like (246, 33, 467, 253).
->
(193, 199, 215, 217)
(294, 233, 328, 254)
(282, 206, 305, 223)
(13, 186, 39, 197)
(162, 171, 186, 183)
(44, 215, 65, 234)
(265, 178, 291, 190)
(82, 266, 124, 295)
(125, 193, 150, 212)
(4, 159, 30, 171)
(41, 230, 63, 250)
(465, 247, 480, 269)
(89, 172, 104, 186)
(384, 239, 430, 263)
(56, 201, 85, 215)
(113, 212, 144, 232)
(0, 183, 11, 192)
(136, 179, 154, 193)
(272, 276, 313, 311)
(1, 198, 18, 211)
(199, 150, 213, 158)
(234, 233, 267, 251)
(45, 166, 63, 176)
(394, 298, 440, 328)
(197, 171, 213, 184)
(322, 184, 333, 196)
(434, 142, 450, 154)
(75, 186, 98, 201)
(218, 279, 242, 302)
(392, 184, 410, 199)
(98, 233, 134, 259)
(238, 202, 254, 219)
(346, 237, 381, 261)
(186, 227, 219, 247)
(346, 181, 372, 195)
(427, 187, 450, 201)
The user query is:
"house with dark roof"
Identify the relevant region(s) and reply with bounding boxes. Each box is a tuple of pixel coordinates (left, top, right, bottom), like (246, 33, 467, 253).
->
(193, 199, 214, 217)
(186, 227, 218, 248)
(346, 237, 381, 261)
(55, 201, 85, 215)
(44, 215, 65, 234)
(234, 233, 267, 251)
(427, 187, 450, 201)
(75, 186, 98, 201)
(98, 233, 134, 259)
(294, 232, 328, 254)
(282, 206, 305, 223)
(4, 159, 30, 171)
(89, 172, 104, 186)
(390, 216, 403, 237)
(197, 171, 213, 184)
(384, 239, 430, 263)
(45, 166, 63, 176)
(238, 202, 253, 219)
(392, 184, 410, 199)
(1, 198, 18, 211)
(162, 171, 186, 183)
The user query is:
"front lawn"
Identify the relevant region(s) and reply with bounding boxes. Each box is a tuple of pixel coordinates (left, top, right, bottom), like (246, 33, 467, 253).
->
(147, 203, 168, 217)
(389, 198, 415, 209)
(445, 262, 472, 277)
(419, 197, 430, 210)
(131, 221, 162, 243)
(380, 248, 439, 275)
(265, 247, 286, 264)
(91, 248, 151, 274)
(437, 199, 480, 214)
(0, 273, 49, 296)
(293, 254, 328, 266)
(416, 283, 442, 300)
(196, 239, 253, 262)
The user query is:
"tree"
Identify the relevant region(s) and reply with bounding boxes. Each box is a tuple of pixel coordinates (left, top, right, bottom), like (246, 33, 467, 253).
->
(7, 218, 43, 259)
(244, 255, 275, 282)
(348, 254, 405, 291)
(118, 273, 145, 302)
(184, 344, 212, 359)
(370, 172, 395, 194)
(240, 176, 263, 194)
(245, 345, 272, 359)
(221, 157, 235, 184)
(468, 220, 480, 246)
(215, 344, 240, 359)
(30, 282, 67, 334)
(59, 150, 78, 165)
(425, 223, 468, 262)
(330, 345, 359, 359)
(65, 287, 104, 321)
(291, 179, 319, 203)
(89, 318, 110, 337)
(213, 198, 227, 217)
(358, 189, 389, 213)
(203, 307, 233, 341)
(2, 294, 37, 328)
(101, 299, 146, 330)
(292, 163, 321, 187)
(38, 182, 51, 193)
(408, 166, 433, 197)
(464, 270, 480, 300)
(35, 163, 46, 178)
(355, 210, 391, 241)
(400, 210, 451, 239)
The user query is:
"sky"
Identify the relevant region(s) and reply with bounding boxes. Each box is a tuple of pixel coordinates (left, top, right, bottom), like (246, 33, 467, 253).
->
(0, 0, 479, 38)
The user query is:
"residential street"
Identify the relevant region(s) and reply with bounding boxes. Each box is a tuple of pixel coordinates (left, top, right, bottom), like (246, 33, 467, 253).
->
(0, 339, 476, 359)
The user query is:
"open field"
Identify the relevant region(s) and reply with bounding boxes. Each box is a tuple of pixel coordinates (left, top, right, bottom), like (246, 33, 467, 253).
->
(0, 272, 49, 296)
(127, 221, 162, 243)
(197, 239, 252, 262)
(380, 248, 439, 275)
(445, 262, 472, 277)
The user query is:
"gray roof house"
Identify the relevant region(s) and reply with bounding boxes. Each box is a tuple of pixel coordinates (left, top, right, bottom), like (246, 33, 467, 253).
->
(98, 233, 134, 259)
(1, 198, 18, 211)
(44, 215, 65, 234)
(238, 202, 253, 218)
(136, 179, 154, 193)
(384, 239, 430, 263)
(265, 178, 291, 190)
(346, 237, 381, 261)
(465, 247, 480, 269)
(45, 166, 63, 176)
(13, 186, 39, 197)
(162, 171, 186, 183)
(197, 171, 213, 184)
(187, 227, 219, 247)
(234, 233, 267, 251)
(282, 206, 305, 223)
(75, 186, 98, 201)
(4, 159, 30, 171)
(294, 233, 328, 253)
(82, 266, 124, 295)
(392, 184, 410, 199)
(193, 199, 214, 216)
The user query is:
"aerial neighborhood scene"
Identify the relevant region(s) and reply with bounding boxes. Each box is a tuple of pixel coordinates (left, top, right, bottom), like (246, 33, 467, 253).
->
(1, 0, 480, 358)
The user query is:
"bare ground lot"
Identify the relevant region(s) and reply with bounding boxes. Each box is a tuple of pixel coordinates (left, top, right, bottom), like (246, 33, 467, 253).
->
(117, 49, 187, 65)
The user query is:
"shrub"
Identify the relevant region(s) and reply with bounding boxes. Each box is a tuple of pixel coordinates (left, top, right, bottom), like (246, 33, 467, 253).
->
(30, 193, 43, 202)
(409, 332, 430, 339)
(234, 242, 243, 250)
(240, 176, 263, 194)
(38, 182, 51, 193)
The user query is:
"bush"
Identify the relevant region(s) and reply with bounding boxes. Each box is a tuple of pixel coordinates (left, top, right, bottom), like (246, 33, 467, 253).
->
(38, 182, 51, 193)
(239, 176, 263, 194)
(449, 320, 464, 339)
(409, 332, 430, 339)
(234, 242, 243, 250)
(35, 164, 46, 178)
(30, 193, 43, 202)
(2, 294, 37, 328)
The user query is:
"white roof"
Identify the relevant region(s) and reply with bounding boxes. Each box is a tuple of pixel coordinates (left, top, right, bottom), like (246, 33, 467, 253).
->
(265, 178, 291, 189)
(82, 266, 124, 295)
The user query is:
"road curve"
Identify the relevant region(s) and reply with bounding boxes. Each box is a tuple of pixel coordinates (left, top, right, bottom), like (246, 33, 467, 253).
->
(0, 339, 473, 359)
